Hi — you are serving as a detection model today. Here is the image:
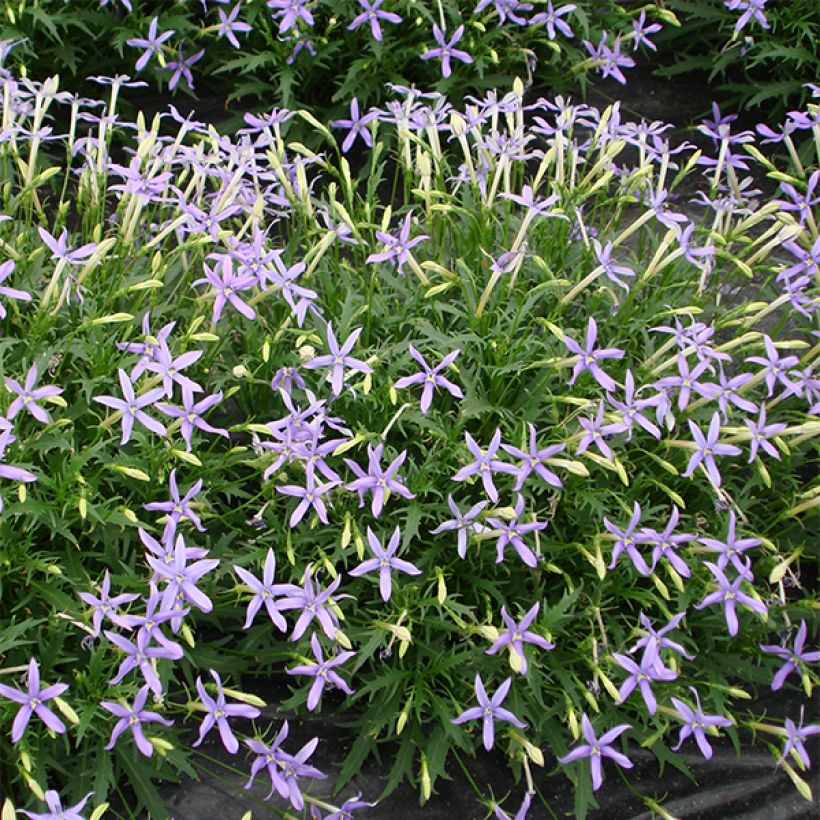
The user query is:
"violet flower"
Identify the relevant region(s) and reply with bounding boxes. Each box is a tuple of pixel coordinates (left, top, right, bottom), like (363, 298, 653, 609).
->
(286, 633, 356, 711)
(725, 0, 770, 34)
(430, 495, 489, 559)
(452, 429, 518, 503)
(126, 17, 175, 72)
(0, 658, 68, 743)
(683, 412, 742, 488)
(631, 10, 662, 51)
(745, 406, 787, 462)
(493, 792, 532, 820)
(147, 534, 220, 616)
(277, 470, 339, 527)
(5, 363, 63, 423)
(654, 355, 718, 413)
(192, 256, 257, 323)
(144, 470, 206, 543)
(303, 324, 372, 396)
(486, 494, 547, 568)
(530, 2, 576, 39)
(760, 620, 820, 691)
(277, 565, 346, 642)
(485, 602, 555, 675)
(347, 0, 402, 41)
(451, 674, 526, 751)
(563, 317, 624, 392)
(612, 643, 676, 714)
(694, 560, 767, 637)
(234, 549, 291, 632)
(331, 97, 378, 154)
(745, 335, 799, 398)
(17, 791, 93, 820)
(779, 710, 820, 768)
(500, 423, 564, 491)
(639, 506, 694, 579)
(217, 4, 252, 48)
(583, 32, 635, 85)
(101, 683, 174, 757)
(0, 259, 32, 318)
(37, 226, 97, 265)
(698, 510, 761, 574)
(393, 344, 464, 414)
(630, 612, 694, 668)
(144, 338, 203, 398)
(105, 627, 183, 694)
(365, 211, 429, 276)
(92, 368, 166, 445)
(193, 669, 261, 754)
(558, 714, 632, 791)
(268, 0, 314, 35)
(348, 525, 421, 601)
(78, 570, 139, 637)
(608, 370, 661, 440)
(156, 387, 229, 452)
(345, 443, 415, 517)
(605, 502, 651, 576)
(593, 239, 635, 291)
(420, 25, 473, 79)
(670, 687, 732, 759)
(275, 734, 327, 811)
(576, 401, 627, 462)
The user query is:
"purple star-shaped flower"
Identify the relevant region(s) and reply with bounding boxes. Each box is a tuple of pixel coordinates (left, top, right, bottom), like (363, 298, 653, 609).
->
(452, 429, 517, 503)
(563, 317, 624, 392)
(694, 560, 768, 637)
(78, 570, 139, 637)
(393, 344, 463, 414)
(365, 211, 429, 276)
(429, 495, 489, 559)
(303, 324, 372, 396)
(286, 633, 356, 711)
(485, 602, 555, 675)
(92, 368, 166, 445)
(349, 525, 421, 601)
(347, 0, 402, 41)
(558, 714, 632, 791)
(745, 406, 787, 462)
(683, 412, 741, 488)
(698, 510, 761, 574)
(156, 387, 229, 452)
(126, 17, 175, 72)
(330, 97, 378, 154)
(605, 502, 651, 575)
(345, 443, 415, 518)
(486, 493, 547, 568)
(420, 24, 473, 79)
(0, 259, 32, 318)
(17, 790, 93, 820)
(0, 658, 68, 743)
(451, 674, 526, 751)
(105, 627, 183, 694)
(192, 255, 257, 323)
(234, 548, 292, 632)
(144, 469, 206, 543)
(612, 643, 676, 714)
(5, 363, 63, 424)
(576, 400, 628, 462)
(500, 423, 564, 491)
(101, 683, 174, 757)
(779, 710, 820, 768)
(760, 620, 820, 691)
(193, 669, 261, 753)
(670, 687, 732, 759)
(639, 505, 694, 579)
(277, 470, 339, 527)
